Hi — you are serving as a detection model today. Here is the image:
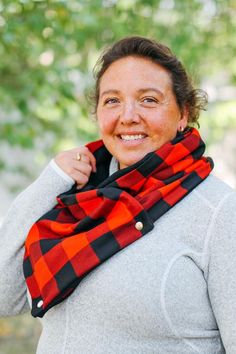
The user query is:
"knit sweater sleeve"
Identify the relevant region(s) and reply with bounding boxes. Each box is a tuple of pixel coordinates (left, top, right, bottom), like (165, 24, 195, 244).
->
(207, 191, 236, 354)
(0, 163, 74, 317)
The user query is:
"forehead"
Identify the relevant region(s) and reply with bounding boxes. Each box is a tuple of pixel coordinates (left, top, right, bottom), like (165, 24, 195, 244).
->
(99, 56, 173, 92)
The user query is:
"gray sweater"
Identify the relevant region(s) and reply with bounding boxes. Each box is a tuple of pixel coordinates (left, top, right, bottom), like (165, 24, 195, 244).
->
(0, 161, 236, 354)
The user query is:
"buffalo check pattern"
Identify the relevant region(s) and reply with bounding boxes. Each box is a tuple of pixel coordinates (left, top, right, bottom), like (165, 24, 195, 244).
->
(23, 128, 213, 317)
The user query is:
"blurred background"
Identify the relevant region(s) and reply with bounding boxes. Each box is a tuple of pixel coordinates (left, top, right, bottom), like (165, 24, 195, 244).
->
(0, 0, 235, 353)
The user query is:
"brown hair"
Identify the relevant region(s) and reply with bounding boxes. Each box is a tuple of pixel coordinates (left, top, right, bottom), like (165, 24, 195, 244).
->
(92, 36, 207, 125)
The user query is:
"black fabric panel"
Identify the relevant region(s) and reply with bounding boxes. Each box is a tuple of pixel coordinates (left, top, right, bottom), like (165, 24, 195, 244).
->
(91, 232, 121, 262)
(40, 239, 61, 255)
(55, 262, 77, 292)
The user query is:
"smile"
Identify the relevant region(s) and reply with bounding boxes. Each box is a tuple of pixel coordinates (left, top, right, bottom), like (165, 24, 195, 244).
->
(120, 134, 146, 141)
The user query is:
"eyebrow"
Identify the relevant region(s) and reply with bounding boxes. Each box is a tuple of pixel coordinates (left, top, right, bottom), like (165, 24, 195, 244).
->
(100, 89, 120, 98)
(100, 87, 164, 99)
(138, 88, 164, 98)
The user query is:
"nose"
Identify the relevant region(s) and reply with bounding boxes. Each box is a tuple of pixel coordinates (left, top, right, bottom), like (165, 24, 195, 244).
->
(120, 101, 141, 124)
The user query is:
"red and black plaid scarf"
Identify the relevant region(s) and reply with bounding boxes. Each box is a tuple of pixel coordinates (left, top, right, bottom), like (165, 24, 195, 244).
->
(23, 128, 213, 317)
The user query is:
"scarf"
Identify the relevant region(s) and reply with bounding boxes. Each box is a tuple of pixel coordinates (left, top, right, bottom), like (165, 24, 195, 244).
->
(23, 128, 213, 317)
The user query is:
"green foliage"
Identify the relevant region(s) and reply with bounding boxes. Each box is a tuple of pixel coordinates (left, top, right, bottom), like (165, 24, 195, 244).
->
(0, 313, 41, 354)
(0, 0, 235, 157)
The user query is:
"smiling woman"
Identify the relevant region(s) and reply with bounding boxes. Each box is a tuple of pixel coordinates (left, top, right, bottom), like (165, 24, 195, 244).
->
(0, 36, 236, 354)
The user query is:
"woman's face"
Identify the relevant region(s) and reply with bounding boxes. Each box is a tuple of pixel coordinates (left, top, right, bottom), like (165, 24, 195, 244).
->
(96, 56, 188, 169)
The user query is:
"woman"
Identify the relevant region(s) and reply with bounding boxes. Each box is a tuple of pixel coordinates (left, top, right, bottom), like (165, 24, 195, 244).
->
(1, 36, 236, 354)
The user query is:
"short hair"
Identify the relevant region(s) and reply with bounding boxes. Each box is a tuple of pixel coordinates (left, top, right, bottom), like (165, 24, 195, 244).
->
(92, 36, 207, 125)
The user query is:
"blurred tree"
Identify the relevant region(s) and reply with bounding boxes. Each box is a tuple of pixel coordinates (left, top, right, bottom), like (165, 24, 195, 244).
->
(0, 0, 235, 170)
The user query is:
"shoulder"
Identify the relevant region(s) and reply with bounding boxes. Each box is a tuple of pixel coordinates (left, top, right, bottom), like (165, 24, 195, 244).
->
(200, 175, 236, 252)
(192, 174, 236, 210)
(175, 174, 236, 229)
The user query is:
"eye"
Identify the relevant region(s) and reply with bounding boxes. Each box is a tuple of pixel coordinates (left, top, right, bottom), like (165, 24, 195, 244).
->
(141, 96, 158, 104)
(104, 97, 119, 105)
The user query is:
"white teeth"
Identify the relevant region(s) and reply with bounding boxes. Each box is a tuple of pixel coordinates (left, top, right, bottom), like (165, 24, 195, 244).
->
(120, 134, 145, 141)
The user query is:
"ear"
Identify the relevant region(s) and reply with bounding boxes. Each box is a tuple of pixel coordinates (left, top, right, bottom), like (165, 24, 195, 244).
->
(178, 105, 189, 132)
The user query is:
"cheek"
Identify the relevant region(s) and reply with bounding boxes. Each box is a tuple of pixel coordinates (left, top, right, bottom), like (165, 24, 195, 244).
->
(147, 116, 167, 133)
(149, 117, 178, 140)
(97, 119, 111, 136)
(97, 111, 117, 136)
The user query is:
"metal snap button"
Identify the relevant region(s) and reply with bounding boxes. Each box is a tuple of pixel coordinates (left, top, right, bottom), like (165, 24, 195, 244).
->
(37, 300, 43, 308)
(135, 221, 143, 231)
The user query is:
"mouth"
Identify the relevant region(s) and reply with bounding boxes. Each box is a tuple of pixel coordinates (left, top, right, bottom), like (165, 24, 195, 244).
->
(119, 134, 147, 141)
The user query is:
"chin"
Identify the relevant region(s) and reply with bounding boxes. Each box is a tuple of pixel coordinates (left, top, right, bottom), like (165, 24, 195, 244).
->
(118, 156, 144, 169)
